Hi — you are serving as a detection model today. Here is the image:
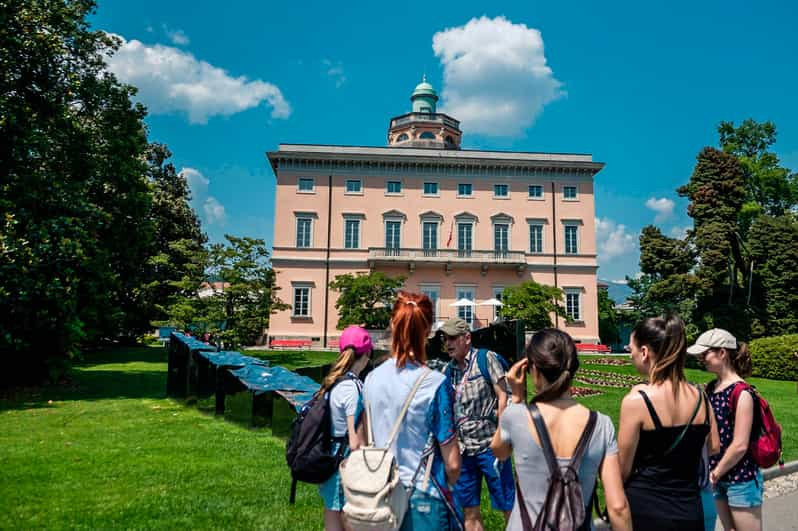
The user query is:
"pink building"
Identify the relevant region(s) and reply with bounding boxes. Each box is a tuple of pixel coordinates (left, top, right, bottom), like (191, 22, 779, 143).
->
(267, 79, 603, 346)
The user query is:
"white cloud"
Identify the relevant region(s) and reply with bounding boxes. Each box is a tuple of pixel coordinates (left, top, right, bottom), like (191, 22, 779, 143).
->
(669, 225, 690, 239)
(164, 26, 190, 46)
(203, 197, 226, 225)
(322, 59, 346, 88)
(645, 197, 675, 223)
(432, 16, 564, 137)
(596, 217, 636, 262)
(181, 167, 226, 226)
(105, 34, 291, 124)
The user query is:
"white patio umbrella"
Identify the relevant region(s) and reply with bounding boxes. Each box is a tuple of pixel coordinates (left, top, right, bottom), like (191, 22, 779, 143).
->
(478, 298, 504, 307)
(449, 298, 476, 307)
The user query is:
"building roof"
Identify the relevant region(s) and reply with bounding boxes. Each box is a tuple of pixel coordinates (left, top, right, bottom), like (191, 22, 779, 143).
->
(269, 143, 601, 164)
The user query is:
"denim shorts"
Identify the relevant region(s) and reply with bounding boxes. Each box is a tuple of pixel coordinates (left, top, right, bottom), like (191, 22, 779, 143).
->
(317, 442, 347, 511)
(714, 469, 763, 508)
(453, 448, 515, 511)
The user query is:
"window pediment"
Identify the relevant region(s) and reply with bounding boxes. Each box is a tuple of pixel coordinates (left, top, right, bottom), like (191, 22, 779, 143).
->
(419, 210, 443, 221)
(382, 209, 407, 221)
(454, 211, 479, 222)
(490, 212, 514, 224)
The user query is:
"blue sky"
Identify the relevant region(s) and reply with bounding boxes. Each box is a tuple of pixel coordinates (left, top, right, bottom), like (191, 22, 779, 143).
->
(92, 0, 798, 284)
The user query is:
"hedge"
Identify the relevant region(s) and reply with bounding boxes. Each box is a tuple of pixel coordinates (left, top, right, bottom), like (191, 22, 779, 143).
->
(750, 334, 798, 380)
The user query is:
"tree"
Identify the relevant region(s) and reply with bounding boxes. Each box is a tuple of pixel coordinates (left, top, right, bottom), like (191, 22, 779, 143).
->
(718, 119, 798, 230)
(747, 215, 798, 337)
(328, 272, 406, 329)
(677, 147, 750, 335)
(133, 144, 207, 337)
(597, 289, 620, 346)
(1, 0, 152, 383)
(500, 280, 566, 331)
(205, 236, 288, 347)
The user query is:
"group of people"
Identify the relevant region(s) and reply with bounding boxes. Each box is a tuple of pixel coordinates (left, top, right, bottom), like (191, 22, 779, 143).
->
(313, 290, 763, 531)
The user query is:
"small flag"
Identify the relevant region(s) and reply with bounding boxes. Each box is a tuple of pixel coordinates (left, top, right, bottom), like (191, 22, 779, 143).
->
(446, 220, 454, 247)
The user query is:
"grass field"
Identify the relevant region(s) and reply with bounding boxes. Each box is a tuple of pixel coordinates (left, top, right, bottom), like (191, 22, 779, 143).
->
(1, 347, 795, 530)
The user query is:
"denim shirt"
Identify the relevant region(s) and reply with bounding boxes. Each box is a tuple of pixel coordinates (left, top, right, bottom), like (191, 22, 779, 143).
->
(364, 358, 457, 497)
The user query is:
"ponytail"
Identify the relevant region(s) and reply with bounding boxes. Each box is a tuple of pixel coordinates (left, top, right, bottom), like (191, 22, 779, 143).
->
(526, 329, 579, 403)
(317, 347, 356, 398)
(728, 342, 752, 377)
(390, 291, 433, 368)
(632, 314, 687, 392)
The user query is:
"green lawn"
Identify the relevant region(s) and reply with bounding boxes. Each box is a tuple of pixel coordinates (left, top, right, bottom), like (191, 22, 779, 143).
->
(0, 349, 795, 530)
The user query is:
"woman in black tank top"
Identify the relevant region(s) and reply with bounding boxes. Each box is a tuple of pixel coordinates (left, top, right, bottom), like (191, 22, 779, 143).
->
(617, 315, 720, 531)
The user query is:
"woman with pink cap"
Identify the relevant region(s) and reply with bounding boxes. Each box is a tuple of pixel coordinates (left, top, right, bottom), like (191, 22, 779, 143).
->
(317, 325, 373, 531)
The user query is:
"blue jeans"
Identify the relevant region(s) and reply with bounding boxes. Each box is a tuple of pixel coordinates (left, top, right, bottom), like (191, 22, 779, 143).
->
(400, 490, 456, 531)
(701, 487, 717, 531)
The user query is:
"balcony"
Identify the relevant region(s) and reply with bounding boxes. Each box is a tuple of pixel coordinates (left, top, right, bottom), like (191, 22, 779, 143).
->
(389, 112, 461, 130)
(368, 247, 526, 273)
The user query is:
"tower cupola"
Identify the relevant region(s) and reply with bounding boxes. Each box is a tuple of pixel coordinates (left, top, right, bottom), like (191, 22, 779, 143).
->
(411, 75, 438, 113)
(387, 76, 462, 150)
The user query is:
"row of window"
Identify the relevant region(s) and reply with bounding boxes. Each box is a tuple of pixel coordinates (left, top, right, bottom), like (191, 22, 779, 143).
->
(297, 177, 578, 200)
(291, 284, 582, 321)
(296, 216, 581, 254)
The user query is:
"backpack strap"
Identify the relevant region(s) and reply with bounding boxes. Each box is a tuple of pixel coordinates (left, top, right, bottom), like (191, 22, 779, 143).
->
(662, 385, 704, 457)
(570, 410, 598, 471)
(475, 348, 491, 384)
(528, 403, 559, 478)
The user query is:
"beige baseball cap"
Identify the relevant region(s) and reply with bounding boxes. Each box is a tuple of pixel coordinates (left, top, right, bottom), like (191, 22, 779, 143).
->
(439, 318, 470, 337)
(686, 328, 738, 355)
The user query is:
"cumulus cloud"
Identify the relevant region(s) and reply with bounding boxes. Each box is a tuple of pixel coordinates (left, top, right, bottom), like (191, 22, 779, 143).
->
(432, 16, 564, 137)
(181, 167, 226, 226)
(645, 197, 675, 223)
(595, 217, 636, 262)
(105, 34, 291, 123)
(322, 59, 346, 88)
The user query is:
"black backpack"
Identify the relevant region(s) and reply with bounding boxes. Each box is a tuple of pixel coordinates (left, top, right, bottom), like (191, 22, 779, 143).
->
(516, 404, 598, 531)
(286, 375, 358, 503)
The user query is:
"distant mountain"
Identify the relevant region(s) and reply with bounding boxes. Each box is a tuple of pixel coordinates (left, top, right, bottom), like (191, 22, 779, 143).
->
(600, 279, 633, 305)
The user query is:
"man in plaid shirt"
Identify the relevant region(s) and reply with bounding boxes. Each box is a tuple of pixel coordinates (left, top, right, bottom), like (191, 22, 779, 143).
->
(441, 318, 514, 531)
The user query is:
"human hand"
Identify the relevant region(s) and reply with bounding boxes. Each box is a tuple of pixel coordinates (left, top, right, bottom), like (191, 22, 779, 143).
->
(709, 470, 719, 487)
(506, 358, 528, 403)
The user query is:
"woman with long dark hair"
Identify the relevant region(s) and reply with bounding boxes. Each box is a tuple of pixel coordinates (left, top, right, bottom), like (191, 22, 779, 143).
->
(490, 328, 632, 530)
(317, 325, 372, 531)
(361, 291, 461, 529)
(618, 315, 720, 530)
(690, 329, 762, 531)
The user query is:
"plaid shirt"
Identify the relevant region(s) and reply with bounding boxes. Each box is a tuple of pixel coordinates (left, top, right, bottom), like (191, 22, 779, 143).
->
(446, 347, 506, 456)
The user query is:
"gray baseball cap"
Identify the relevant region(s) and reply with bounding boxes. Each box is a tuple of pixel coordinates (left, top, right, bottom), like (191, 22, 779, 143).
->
(439, 318, 470, 337)
(687, 328, 737, 355)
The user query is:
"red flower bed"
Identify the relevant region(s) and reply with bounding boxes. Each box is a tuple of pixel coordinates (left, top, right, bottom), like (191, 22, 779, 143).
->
(582, 357, 631, 366)
(571, 386, 603, 398)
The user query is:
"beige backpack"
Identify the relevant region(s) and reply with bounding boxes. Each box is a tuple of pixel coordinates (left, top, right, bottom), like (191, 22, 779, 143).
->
(339, 369, 430, 530)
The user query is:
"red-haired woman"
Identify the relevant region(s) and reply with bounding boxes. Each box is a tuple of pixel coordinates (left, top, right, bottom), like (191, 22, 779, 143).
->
(361, 291, 462, 530)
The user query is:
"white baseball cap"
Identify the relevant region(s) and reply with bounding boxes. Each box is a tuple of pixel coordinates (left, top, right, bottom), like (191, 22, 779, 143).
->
(686, 328, 738, 355)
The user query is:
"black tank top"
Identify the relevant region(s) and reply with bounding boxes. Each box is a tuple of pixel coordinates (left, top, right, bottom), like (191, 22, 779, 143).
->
(625, 389, 710, 528)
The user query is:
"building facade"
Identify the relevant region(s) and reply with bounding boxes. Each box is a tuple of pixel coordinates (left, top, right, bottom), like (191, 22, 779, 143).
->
(267, 80, 603, 346)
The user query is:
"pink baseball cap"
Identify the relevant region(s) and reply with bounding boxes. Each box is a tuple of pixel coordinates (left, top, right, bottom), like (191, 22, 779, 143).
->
(339, 326, 373, 356)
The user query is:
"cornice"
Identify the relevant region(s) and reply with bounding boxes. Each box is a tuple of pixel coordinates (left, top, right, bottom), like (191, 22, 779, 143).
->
(266, 144, 604, 180)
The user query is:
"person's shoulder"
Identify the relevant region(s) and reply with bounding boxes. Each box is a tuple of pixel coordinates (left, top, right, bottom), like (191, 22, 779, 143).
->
(620, 384, 648, 409)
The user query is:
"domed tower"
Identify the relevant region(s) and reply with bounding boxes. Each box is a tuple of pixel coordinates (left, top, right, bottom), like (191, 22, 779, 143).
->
(388, 76, 462, 149)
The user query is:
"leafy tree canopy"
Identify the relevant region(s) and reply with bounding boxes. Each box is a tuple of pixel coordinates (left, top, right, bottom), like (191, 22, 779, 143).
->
(500, 280, 566, 331)
(329, 272, 406, 330)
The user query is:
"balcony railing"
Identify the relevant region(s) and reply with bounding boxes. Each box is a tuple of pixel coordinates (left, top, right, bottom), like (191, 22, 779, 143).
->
(368, 247, 526, 265)
(390, 112, 461, 130)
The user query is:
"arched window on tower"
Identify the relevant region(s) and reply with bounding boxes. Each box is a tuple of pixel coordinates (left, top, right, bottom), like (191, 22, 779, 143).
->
(419, 106, 432, 113)
(419, 131, 436, 140)
(445, 135, 455, 147)
(396, 133, 409, 142)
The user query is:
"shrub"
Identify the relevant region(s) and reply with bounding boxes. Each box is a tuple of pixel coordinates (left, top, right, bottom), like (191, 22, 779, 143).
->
(750, 334, 798, 380)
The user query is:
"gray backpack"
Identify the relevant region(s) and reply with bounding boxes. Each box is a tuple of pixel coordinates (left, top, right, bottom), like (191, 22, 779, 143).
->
(516, 404, 597, 531)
